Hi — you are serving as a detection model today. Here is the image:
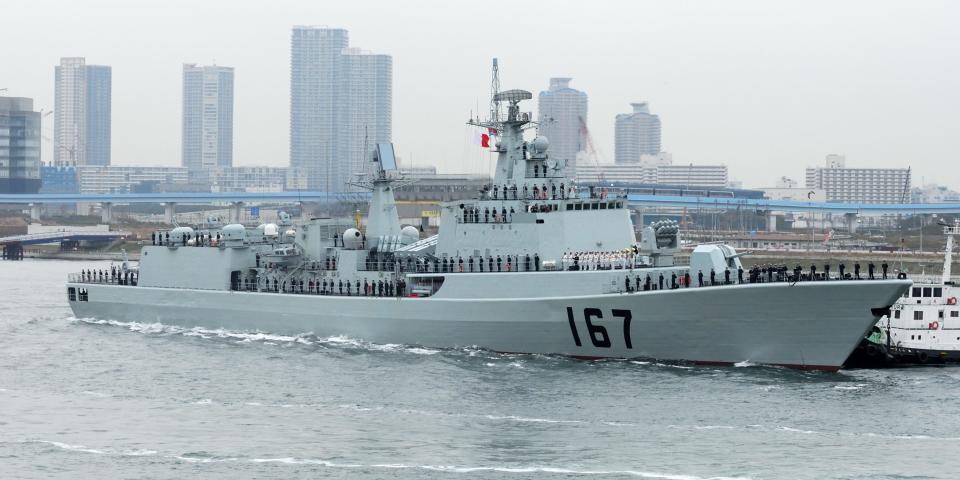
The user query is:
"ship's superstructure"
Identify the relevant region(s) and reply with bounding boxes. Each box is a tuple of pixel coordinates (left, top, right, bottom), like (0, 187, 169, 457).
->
(66, 71, 910, 371)
(848, 220, 960, 366)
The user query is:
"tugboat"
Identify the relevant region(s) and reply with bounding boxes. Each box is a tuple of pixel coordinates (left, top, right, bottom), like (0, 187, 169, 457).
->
(65, 65, 910, 371)
(846, 219, 960, 367)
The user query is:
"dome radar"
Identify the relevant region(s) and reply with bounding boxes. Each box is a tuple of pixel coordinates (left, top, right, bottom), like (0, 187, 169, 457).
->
(530, 136, 549, 154)
(342, 228, 363, 249)
(400, 225, 420, 245)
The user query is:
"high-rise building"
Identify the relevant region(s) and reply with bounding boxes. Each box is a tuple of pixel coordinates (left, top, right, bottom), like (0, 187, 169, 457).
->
(574, 153, 728, 188)
(182, 64, 235, 176)
(289, 27, 391, 191)
(54, 57, 112, 166)
(537, 78, 587, 170)
(76, 165, 189, 194)
(85, 65, 112, 166)
(615, 102, 661, 164)
(0, 97, 42, 193)
(336, 48, 392, 187)
(805, 154, 911, 203)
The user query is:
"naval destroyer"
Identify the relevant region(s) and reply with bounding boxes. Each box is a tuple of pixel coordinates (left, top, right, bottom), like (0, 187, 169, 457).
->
(66, 82, 910, 371)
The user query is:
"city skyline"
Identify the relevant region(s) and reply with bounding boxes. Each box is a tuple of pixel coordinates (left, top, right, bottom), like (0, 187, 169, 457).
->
(3, 0, 958, 190)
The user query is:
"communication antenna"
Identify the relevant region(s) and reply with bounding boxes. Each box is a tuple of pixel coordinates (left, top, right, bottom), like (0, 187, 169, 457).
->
(489, 58, 501, 123)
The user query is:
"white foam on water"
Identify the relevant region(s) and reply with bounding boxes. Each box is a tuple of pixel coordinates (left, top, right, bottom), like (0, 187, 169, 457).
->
(174, 454, 239, 463)
(653, 362, 693, 370)
(241, 459, 753, 479)
(192, 398, 213, 405)
(406, 347, 440, 355)
(249, 457, 339, 466)
(693, 425, 737, 430)
(833, 383, 867, 390)
(121, 449, 158, 456)
(602, 421, 639, 427)
(483, 414, 585, 424)
(778, 426, 819, 435)
(855, 432, 960, 441)
(80, 390, 111, 397)
(35, 440, 107, 455)
(27, 438, 753, 479)
(733, 360, 755, 368)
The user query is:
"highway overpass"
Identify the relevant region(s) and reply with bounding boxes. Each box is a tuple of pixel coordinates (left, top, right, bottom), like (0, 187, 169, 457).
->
(2, 190, 959, 226)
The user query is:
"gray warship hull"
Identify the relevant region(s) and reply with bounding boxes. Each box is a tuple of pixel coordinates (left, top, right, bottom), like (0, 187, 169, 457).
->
(67, 276, 909, 371)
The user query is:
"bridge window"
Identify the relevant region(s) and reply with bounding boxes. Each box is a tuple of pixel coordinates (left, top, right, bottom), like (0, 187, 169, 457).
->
(894, 310, 900, 319)
(914, 311, 924, 320)
(934, 287, 943, 297)
(912, 287, 921, 297)
(567, 204, 574, 211)
(599, 202, 607, 209)
(67, 287, 76, 302)
(952, 311, 958, 318)
(923, 287, 932, 297)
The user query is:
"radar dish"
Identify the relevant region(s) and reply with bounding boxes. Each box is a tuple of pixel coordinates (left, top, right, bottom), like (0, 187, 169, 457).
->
(494, 89, 532, 103)
(374, 143, 398, 171)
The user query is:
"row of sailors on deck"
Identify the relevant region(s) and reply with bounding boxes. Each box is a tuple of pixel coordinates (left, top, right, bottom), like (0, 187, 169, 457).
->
(414, 253, 542, 273)
(618, 261, 895, 293)
(562, 251, 637, 271)
(79, 267, 138, 285)
(460, 205, 516, 223)
(459, 204, 561, 223)
(749, 262, 892, 282)
(151, 231, 222, 247)
(485, 182, 574, 201)
(622, 268, 744, 292)
(251, 276, 407, 297)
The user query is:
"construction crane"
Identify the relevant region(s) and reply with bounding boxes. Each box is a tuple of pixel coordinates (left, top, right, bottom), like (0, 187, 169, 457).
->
(578, 115, 606, 183)
(900, 166, 911, 203)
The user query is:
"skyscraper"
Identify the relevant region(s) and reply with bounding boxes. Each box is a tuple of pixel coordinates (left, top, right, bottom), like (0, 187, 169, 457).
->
(54, 57, 112, 166)
(337, 48, 392, 187)
(614, 102, 661, 163)
(0, 97, 42, 194)
(537, 77, 587, 170)
(289, 27, 391, 191)
(182, 64, 235, 176)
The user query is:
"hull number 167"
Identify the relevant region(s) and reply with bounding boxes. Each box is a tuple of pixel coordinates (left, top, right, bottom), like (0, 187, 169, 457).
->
(566, 307, 633, 349)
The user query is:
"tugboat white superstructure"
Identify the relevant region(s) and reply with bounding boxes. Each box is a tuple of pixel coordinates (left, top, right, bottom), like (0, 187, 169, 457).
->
(847, 220, 960, 366)
(66, 75, 910, 371)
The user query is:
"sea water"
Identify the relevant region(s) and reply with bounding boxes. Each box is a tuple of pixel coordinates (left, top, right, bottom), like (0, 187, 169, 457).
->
(1, 259, 959, 479)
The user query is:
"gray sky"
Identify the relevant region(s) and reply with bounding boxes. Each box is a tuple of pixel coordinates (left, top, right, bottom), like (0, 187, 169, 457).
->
(4, 0, 959, 189)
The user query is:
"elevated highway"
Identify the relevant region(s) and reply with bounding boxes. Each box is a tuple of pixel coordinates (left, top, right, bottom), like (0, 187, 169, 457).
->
(3, 190, 959, 226)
